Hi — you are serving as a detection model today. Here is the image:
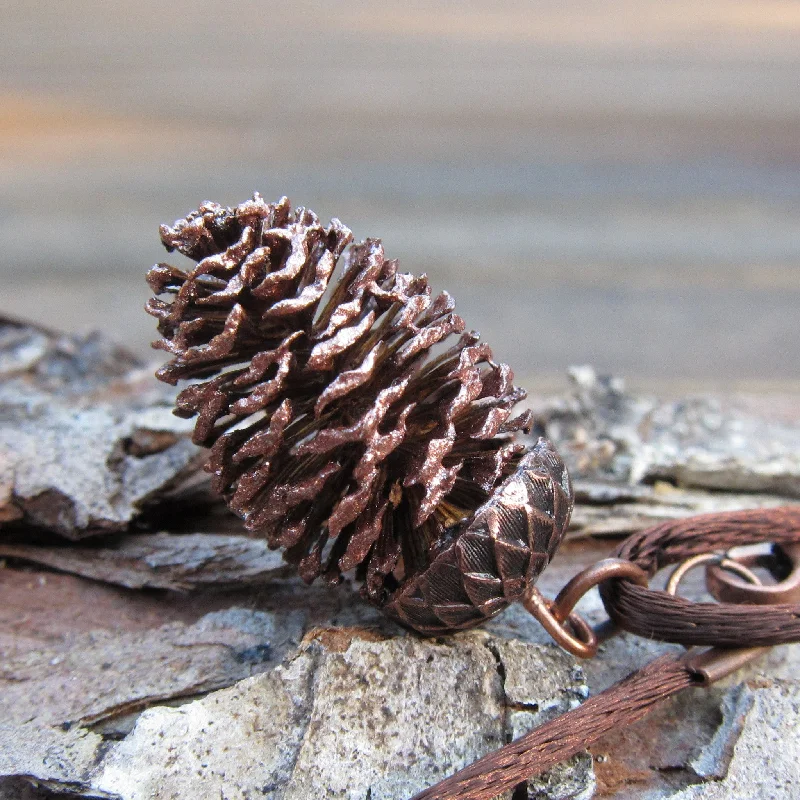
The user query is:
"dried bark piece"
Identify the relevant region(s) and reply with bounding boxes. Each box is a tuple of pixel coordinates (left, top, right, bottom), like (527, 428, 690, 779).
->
(0, 608, 285, 730)
(570, 481, 795, 539)
(0, 532, 289, 591)
(0, 318, 209, 538)
(0, 400, 200, 538)
(535, 365, 800, 497)
(1, 631, 591, 800)
(147, 194, 572, 632)
(0, 315, 140, 395)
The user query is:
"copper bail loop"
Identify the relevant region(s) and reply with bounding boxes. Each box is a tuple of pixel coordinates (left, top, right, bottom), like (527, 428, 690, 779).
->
(523, 559, 650, 659)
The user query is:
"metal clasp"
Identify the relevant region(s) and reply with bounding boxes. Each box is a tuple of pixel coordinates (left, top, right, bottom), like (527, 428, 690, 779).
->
(671, 542, 800, 686)
(682, 645, 771, 686)
(706, 542, 800, 605)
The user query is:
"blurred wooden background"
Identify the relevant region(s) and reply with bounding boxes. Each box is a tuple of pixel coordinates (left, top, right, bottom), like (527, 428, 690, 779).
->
(1, 0, 798, 391)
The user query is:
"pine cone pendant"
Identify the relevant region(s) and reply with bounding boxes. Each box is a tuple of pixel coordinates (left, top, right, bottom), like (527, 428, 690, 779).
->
(146, 194, 573, 635)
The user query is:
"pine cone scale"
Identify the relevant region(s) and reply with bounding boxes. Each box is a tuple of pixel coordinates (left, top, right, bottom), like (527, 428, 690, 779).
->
(147, 194, 573, 634)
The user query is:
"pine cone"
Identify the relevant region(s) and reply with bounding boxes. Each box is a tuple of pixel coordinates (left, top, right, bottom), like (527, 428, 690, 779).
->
(146, 194, 572, 634)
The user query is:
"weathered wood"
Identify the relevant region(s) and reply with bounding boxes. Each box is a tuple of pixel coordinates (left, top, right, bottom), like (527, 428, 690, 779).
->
(0, 532, 289, 591)
(0, 318, 204, 537)
(0, 607, 296, 732)
(533, 366, 800, 499)
(571, 481, 794, 538)
(1, 321, 799, 798)
(0, 631, 594, 800)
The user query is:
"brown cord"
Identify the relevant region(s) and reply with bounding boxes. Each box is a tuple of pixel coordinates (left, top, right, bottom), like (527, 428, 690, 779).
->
(414, 506, 800, 800)
(410, 655, 696, 800)
(600, 507, 800, 646)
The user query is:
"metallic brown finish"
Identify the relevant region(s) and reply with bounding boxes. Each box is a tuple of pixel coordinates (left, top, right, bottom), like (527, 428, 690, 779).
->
(145, 200, 800, 798)
(682, 645, 770, 687)
(419, 506, 800, 800)
(665, 552, 760, 596)
(551, 557, 649, 619)
(382, 438, 573, 634)
(146, 194, 571, 632)
(521, 558, 647, 658)
(522, 587, 598, 658)
(415, 641, 777, 800)
(600, 506, 800, 646)
(706, 542, 800, 605)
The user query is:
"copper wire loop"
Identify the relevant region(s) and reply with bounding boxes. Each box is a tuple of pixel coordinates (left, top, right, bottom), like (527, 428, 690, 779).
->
(665, 552, 761, 596)
(600, 507, 800, 647)
(523, 588, 598, 658)
(523, 559, 650, 658)
(552, 558, 650, 616)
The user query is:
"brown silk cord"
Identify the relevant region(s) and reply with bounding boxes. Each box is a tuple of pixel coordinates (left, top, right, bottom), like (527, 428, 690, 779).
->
(411, 655, 696, 800)
(415, 506, 800, 800)
(600, 507, 800, 646)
